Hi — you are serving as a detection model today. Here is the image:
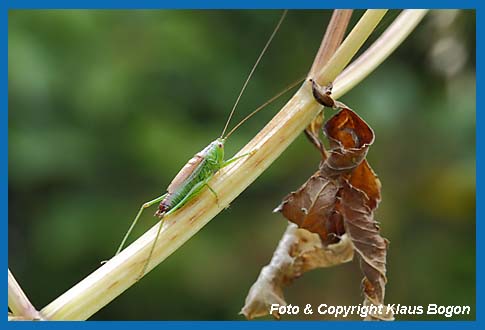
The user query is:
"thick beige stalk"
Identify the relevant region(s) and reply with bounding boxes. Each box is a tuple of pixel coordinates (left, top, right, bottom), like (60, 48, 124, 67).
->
(40, 9, 427, 320)
(8, 269, 43, 320)
(314, 10, 387, 86)
(41, 9, 387, 321)
(40, 80, 322, 321)
(334, 9, 429, 96)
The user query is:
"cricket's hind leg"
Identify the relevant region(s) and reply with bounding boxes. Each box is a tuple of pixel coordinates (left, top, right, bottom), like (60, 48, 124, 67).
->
(137, 213, 166, 281)
(103, 194, 167, 265)
(137, 179, 209, 280)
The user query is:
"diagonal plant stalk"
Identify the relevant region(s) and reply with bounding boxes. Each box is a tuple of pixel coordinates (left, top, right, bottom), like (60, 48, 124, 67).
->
(8, 269, 44, 320)
(309, 9, 353, 78)
(39, 9, 428, 320)
(334, 9, 429, 96)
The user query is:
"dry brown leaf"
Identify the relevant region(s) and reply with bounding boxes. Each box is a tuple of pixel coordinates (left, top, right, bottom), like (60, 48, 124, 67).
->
(304, 110, 326, 156)
(276, 108, 375, 246)
(274, 106, 392, 320)
(321, 107, 374, 173)
(240, 224, 354, 319)
(274, 172, 344, 245)
(244, 95, 391, 320)
(339, 178, 392, 320)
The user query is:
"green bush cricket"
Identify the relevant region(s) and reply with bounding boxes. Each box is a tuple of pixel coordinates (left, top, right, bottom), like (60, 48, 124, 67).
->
(112, 10, 299, 279)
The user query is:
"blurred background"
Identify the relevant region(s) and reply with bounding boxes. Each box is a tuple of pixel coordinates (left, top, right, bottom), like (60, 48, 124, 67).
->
(8, 10, 475, 320)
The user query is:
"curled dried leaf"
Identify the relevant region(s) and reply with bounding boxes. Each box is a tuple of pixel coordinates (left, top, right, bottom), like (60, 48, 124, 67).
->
(304, 110, 326, 156)
(276, 108, 376, 246)
(346, 159, 381, 210)
(322, 107, 374, 173)
(339, 179, 389, 313)
(274, 172, 344, 245)
(273, 106, 392, 320)
(241, 224, 354, 320)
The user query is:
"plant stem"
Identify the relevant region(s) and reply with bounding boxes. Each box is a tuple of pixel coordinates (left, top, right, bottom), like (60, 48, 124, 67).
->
(40, 9, 426, 320)
(8, 269, 43, 320)
(314, 10, 387, 86)
(333, 9, 429, 98)
(309, 9, 353, 78)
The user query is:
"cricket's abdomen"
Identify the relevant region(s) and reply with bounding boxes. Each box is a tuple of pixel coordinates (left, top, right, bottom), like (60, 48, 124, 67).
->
(155, 200, 170, 218)
(155, 147, 216, 218)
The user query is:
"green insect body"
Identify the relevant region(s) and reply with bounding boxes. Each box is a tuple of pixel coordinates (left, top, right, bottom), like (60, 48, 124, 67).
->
(155, 138, 226, 219)
(112, 11, 289, 279)
(114, 137, 250, 279)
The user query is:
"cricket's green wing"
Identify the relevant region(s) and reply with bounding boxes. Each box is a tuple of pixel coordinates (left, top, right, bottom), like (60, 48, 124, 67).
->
(167, 153, 205, 194)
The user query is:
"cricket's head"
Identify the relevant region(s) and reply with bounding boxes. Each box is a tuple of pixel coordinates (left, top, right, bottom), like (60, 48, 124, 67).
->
(210, 138, 225, 164)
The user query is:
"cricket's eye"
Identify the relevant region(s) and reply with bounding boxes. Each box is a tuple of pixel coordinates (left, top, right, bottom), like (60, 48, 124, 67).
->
(218, 143, 223, 148)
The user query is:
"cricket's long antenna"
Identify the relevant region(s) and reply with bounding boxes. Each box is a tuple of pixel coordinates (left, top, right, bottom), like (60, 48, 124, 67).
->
(224, 76, 305, 139)
(220, 10, 288, 138)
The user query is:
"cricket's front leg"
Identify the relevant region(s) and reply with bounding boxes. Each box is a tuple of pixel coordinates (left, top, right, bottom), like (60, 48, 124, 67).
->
(204, 183, 220, 206)
(221, 149, 257, 169)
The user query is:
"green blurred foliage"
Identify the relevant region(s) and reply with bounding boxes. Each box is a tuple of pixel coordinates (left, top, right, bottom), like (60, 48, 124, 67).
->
(8, 10, 475, 320)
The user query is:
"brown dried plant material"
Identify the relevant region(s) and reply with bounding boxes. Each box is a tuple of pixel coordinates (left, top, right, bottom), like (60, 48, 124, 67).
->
(321, 107, 374, 173)
(274, 172, 344, 246)
(340, 178, 392, 320)
(273, 106, 392, 320)
(240, 223, 354, 320)
(277, 108, 375, 245)
(305, 9, 352, 154)
(304, 111, 326, 157)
